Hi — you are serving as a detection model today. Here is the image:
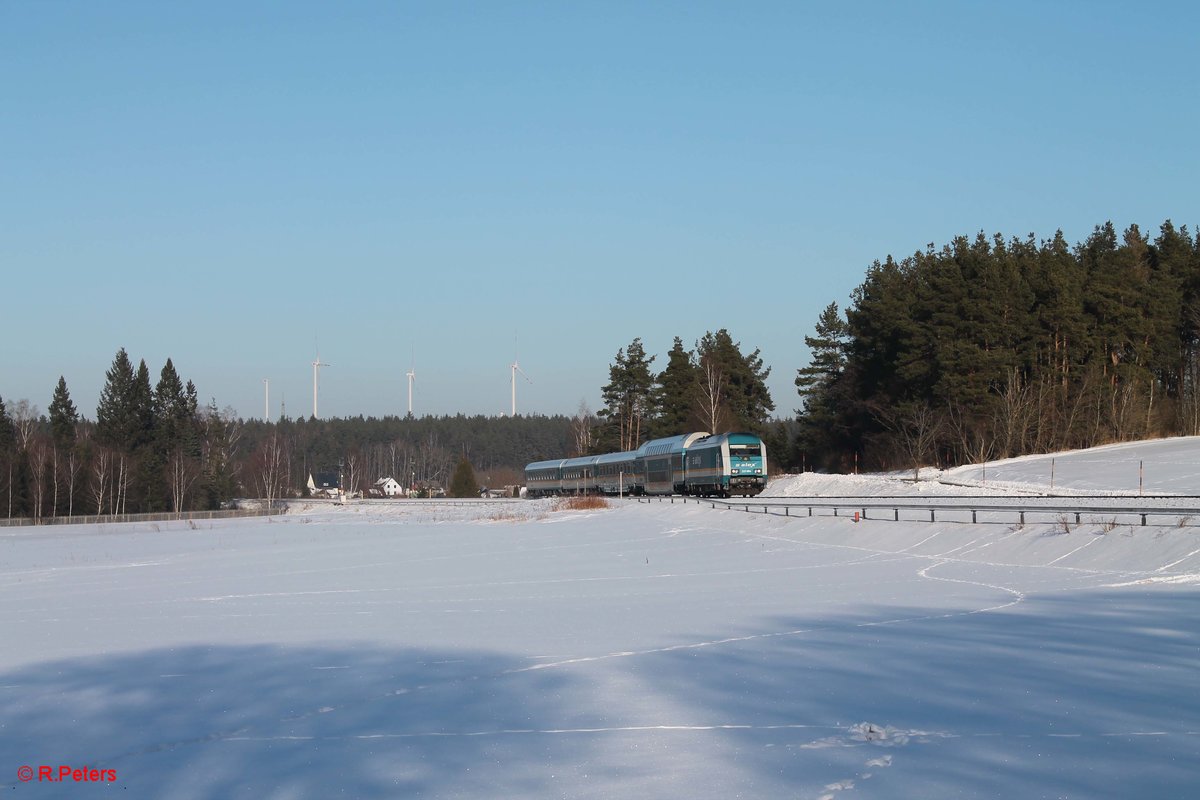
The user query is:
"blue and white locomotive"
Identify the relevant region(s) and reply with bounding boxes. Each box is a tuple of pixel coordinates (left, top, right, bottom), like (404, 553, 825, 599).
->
(524, 431, 767, 498)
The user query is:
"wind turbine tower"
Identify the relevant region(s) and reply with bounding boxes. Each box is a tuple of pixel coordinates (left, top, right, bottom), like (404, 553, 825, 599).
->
(312, 349, 331, 418)
(510, 348, 532, 417)
(263, 378, 270, 421)
(406, 352, 416, 416)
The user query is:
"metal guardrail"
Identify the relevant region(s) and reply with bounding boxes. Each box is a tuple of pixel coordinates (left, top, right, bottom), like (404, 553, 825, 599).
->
(637, 495, 1200, 527)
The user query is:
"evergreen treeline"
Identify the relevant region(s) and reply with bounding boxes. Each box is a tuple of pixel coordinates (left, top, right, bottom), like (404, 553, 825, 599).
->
(237, 413, 574, 499)
(0, 349, 241, 519)
(17, 218, 1194, 517)
(0, 361, 577, 515)
(795, 220, 1200, 473)
(590, 330, 775, 455)
(0, 327, 778, 516)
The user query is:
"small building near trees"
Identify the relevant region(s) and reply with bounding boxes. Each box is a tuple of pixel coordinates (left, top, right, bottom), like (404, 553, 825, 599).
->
(370, 477, 404, 497)
(307, 471, 341, 498)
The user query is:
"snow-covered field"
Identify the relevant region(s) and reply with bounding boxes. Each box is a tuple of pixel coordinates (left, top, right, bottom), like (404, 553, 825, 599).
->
(766, 435, 1200, 498)
(3, 441, 1199, 798)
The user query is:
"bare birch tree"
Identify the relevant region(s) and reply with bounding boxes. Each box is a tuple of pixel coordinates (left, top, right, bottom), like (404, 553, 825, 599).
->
(116, 454, 129, 515)
(344, 449, 361, 497)
(166, 448, 201, 514)
(27, 437, 49, 521)
(64, 447, 80, 516)
(92, 448, 112, 515)
(570, 400, 594, 457)
(696, 357, 727, 435)
(253, 433, 288, 509)
(11, 400, 38, 451)
(51, 446, 60, 517)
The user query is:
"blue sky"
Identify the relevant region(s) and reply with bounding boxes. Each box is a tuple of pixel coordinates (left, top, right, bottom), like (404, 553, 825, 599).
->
(3, 1, 1197, 421)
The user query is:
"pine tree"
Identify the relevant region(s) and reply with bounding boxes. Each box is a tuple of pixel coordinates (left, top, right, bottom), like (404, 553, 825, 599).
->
(795, 303, 850, 470)
(154, 359, 186, 448)
(96, 348, 137, 450)
(448, 456, 479, 498)
(796, 303, 848, 408)
(132, 360, 161, 511)
(183, 380, 201, 457)
(48, 376, 78, 451)
(598, 338, 657, 451)
(153, 360, 204, 511)
(0, 397, 13, 461)
(653, 337, 698, 436)
(837, 255, 921, 466)
(0, 396, 15, 517)
(48, 376, 80, 517)
(1163, 222, 1200, 433)
(1023, 230, 1089, 451)
(694, 329, 773, 433)
(132, 360, 155, 451)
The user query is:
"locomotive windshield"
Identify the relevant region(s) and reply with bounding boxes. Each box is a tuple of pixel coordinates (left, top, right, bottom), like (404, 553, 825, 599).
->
(731, 445, 761, 459)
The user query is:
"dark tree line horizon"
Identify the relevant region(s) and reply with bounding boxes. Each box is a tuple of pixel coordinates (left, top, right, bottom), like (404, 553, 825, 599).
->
(6, 218, 1195, 516)
(795, 219, 1200, 474)
(0, 328, 779, 517)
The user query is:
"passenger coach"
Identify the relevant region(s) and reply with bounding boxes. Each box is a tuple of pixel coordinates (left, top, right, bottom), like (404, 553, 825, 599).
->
(638, 432, 710, 495)
(524, 430, 767, 498)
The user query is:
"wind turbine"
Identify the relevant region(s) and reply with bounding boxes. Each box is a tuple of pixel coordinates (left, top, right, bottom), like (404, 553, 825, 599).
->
(510, 340, 532, 417)
(405, 349, 416, 417)
(312, 347, 331, 419)
(263, 378, 270, 421)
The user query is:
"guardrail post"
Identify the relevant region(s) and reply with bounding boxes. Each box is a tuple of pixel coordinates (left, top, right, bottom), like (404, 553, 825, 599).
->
(1020, 511, 1025, 525)
(930, 509, 935, 523)
(894, 508, 898, 521)
(861, 508, 867, 521)
(785, 507, 789, 517)
(834, 507, 838, 517)
(1075, 512, 1080, 525)
(1141, 513, 1147, 526)
(972, 510, 977, 523)
(808, 507, 813, 517)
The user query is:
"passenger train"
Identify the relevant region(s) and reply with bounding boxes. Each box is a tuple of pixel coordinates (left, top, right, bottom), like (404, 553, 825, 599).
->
(525, 431, 767, 498)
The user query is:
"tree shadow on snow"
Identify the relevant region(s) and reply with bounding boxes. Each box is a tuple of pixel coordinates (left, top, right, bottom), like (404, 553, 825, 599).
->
(640, 588, 1200, 798)
(3, 591, 1197, 798)
(0, 642, 590, 798)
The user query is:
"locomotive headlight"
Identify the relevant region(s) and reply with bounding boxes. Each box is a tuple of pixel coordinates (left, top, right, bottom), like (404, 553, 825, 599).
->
(755, 469, 762, 473)
(731, 469, 740, 474)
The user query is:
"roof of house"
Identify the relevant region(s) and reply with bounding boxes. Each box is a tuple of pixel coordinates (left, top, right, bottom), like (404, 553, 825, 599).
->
(311, 471, 340, 489)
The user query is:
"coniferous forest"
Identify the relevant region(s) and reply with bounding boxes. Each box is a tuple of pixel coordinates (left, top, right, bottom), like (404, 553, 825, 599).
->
(795, 221, 1200, 473)
(0, 329, 773, 517)
(1, 219, 1197, 517)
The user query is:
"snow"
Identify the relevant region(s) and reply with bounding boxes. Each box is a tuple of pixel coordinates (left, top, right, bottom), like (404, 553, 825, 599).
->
(2, 441, 1199, 798)
(766, 436, 1200, 498)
